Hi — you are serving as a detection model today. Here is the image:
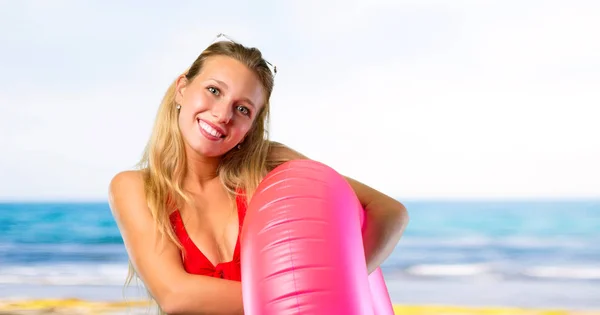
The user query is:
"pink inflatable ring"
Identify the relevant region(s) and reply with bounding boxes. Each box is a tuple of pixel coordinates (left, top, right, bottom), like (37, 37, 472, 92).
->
(241, 159, 394, 315)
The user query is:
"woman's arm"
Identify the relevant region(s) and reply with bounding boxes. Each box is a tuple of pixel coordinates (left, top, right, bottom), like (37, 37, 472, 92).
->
(109, 171, 244, 315)
(267, 141, 410, 274)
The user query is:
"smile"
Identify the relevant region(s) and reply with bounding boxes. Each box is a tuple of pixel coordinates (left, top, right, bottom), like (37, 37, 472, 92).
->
(198, 119, 226, 140)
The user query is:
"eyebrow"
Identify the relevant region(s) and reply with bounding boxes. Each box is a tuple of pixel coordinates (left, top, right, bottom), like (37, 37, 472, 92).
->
(208, 78, 257, 109)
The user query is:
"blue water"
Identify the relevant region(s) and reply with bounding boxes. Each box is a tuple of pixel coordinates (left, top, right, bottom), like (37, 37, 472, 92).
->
(1, 200, 599, 287)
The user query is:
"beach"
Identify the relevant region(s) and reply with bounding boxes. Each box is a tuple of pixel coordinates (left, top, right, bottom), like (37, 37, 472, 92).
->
(1, 200, 599, 314)
(1, 277, 599, 314)
(1, 302, 599, 315)
(2, 298, 599, 315)
(3, 0, 599, 312)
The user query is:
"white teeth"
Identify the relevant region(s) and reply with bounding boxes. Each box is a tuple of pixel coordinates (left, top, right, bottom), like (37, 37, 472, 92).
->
(199, 120, 223, 138)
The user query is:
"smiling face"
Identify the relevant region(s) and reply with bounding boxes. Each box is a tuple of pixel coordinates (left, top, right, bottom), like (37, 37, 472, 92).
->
(175, 55, 266, 158)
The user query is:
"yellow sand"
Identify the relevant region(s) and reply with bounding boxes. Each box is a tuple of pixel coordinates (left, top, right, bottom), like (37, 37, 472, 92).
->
(0, 299, 598, 314)
(393, 305, 599, 315)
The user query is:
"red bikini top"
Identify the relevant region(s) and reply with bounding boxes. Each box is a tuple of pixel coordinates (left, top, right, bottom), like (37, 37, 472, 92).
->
(169, 192, 247, 281)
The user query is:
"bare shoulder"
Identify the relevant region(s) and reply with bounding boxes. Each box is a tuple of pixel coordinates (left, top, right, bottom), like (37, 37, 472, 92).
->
(267, 141, 309, 162)
(110, 170, 144, 189)
(108, 170, 147, 220)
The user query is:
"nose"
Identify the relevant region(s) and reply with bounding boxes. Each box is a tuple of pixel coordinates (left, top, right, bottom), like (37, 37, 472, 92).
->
(211, 101, 234, 124)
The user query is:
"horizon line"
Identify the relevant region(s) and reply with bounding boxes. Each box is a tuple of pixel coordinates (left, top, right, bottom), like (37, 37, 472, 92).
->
(1, 196, 599, 204)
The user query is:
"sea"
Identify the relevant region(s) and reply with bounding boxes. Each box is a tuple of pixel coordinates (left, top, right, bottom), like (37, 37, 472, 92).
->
(1, 199, 599, 310)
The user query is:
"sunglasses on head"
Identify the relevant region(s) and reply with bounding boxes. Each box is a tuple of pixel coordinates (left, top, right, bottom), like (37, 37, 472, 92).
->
(209, 33, 277, 78)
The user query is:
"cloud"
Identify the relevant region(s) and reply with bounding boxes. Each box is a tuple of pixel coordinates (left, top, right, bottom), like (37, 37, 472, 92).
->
(266, 0, 600, 198)
(0, 1, 598, 200)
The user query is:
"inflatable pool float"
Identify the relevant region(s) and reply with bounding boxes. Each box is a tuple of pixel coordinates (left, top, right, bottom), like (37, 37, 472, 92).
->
(241, 160, 394, 314)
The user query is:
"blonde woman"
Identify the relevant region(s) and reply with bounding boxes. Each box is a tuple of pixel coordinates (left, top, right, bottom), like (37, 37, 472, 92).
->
(109, 34, 409, 315)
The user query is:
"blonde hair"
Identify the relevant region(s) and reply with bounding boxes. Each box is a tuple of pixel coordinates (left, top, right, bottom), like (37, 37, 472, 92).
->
(124, 40, 276, 312)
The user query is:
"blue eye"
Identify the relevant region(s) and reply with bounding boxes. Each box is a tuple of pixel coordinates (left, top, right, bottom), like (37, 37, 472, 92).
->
(237, 105, 250, 116)
(207, 86, 220, 95)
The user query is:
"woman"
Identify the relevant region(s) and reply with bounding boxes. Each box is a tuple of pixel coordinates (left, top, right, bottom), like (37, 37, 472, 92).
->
(109, 34, 409, 315)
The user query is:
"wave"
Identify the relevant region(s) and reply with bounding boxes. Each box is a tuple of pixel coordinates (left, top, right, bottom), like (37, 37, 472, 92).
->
(398, 236, 597, 249)
(0, 263, 131, 286)
(2, 262, 599, 287)
(522, 266, 600, 280)
(399, 263, 600, 281)
(405, 263, 491, 277)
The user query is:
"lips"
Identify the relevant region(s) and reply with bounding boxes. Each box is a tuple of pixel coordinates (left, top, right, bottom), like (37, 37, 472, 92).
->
(198, 119, 226, 140)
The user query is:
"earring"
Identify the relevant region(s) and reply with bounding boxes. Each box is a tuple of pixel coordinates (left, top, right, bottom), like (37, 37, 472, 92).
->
(237, 143, 242, 150)
(176, 104, 181, 110)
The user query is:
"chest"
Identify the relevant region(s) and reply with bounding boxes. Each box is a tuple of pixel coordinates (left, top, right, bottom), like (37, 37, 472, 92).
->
(177, 194, 240, 267)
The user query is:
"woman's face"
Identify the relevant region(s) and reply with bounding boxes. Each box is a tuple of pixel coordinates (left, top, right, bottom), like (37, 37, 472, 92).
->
(175, 55, 265, 158)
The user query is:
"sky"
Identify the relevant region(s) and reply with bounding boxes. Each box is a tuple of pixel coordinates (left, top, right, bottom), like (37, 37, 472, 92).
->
(0, 0, 598, 201)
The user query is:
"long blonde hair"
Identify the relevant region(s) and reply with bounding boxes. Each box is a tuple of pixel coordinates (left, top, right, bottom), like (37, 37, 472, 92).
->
(124, 39, 276, 311)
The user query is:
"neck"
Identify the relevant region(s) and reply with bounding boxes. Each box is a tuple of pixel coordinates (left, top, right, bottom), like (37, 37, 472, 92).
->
(183, 150, 221, 193)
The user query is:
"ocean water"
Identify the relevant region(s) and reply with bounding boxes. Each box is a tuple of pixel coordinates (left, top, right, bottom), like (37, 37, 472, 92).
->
(1, 200, 599, 309)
